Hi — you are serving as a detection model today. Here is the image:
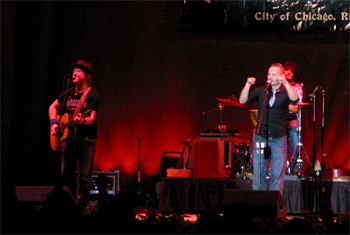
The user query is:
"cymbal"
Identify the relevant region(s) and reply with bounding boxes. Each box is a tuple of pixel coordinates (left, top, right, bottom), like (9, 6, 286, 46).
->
(297, 102, 312, 106)
(216, 97, 247, 107)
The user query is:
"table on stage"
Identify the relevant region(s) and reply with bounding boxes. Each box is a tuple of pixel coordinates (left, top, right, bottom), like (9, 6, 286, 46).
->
(159, 177, 350, 215)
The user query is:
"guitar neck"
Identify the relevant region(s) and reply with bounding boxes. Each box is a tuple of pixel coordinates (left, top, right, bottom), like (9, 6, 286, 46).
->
(61, 120, 74, 129)
(61, 110, 91, 128)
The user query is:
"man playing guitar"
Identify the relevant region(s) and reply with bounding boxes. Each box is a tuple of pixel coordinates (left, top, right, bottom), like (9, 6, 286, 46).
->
(48, 59, 100, 212)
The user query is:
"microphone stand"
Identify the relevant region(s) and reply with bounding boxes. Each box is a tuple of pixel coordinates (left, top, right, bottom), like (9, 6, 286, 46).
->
(180, 138, 192, 169)
(320, 88, 326, 172)
(137, 136, 144, 195)
(310, 89, 318, 177)
(256, 84, 271, 190)
(218, 103, 224, 138)
(59, 74, 72, 174)
(313, 98, 317, 176)
(137, 136, 144, 183)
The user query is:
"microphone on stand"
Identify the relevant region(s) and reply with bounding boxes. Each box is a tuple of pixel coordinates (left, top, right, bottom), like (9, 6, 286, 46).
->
(309, 86, 320, 101)
(300, 83, 304, 101)
(64, 74, 72, 80)
(180, 140, 192, 149)
(180, 141, 189, 146)
(264, 80, 272, 92)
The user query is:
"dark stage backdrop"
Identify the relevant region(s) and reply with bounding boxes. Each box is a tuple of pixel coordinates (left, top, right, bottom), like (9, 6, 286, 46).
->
(2, 1, 349, 187)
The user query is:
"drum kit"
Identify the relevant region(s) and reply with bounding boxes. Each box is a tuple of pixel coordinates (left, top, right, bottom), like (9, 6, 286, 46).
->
(204, 96, 312, 178)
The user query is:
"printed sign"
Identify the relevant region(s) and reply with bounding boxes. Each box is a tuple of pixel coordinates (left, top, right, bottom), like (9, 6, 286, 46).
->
(180, 0, 350, 31)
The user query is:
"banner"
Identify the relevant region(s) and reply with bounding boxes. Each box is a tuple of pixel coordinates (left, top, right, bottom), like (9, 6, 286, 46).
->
(180, 0, 350, 32)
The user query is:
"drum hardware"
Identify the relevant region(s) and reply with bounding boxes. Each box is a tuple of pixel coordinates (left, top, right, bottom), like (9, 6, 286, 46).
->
(224, 164, 233, 178)
(289, 102, 312, 178)
(215, 96, 247, 107)
(202, 96, 246, 136)
(202, 96, 246, 115)
(231, 146, 252, 179)
(296, 102, 312, 106)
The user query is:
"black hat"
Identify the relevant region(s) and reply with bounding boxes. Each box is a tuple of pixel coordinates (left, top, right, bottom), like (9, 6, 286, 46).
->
(71, 59, 94, 74)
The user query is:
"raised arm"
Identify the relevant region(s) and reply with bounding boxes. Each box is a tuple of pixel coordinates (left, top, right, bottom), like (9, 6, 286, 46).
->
(278, 76, 298, 102)
(239, 77, 256, 104)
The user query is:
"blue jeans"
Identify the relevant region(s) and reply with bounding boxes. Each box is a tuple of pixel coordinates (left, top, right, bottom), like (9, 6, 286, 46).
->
(252, 133, 287, 194)
(61, 137, 96, 208)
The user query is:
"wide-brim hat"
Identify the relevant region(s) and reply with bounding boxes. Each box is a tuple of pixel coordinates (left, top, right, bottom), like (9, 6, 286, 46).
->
(71, 59, 94, 75)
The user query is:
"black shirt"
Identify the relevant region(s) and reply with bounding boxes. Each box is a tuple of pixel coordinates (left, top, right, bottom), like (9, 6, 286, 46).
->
(246, 84, 298, 139)
(57, 87, 100, 140)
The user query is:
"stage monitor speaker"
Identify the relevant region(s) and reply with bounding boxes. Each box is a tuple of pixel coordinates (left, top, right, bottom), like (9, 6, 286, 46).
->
(222, 189, 287, 218)
(15, 186, 73, 202)
(158, 151, 182, 177)
(193, 139, 230, 178)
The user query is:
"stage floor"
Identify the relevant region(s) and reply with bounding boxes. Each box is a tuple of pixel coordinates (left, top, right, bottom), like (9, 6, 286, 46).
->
(159, 177, 350, 215)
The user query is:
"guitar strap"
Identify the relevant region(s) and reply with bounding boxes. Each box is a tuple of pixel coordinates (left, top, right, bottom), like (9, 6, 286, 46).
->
(72, 87, 92, 118)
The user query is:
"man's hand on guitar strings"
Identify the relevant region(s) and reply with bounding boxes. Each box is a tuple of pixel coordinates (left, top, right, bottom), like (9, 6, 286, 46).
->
(74, 114, 86, 125)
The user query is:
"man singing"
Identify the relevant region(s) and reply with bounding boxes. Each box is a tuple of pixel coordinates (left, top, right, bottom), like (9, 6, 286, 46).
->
(239, 63, 298, 194)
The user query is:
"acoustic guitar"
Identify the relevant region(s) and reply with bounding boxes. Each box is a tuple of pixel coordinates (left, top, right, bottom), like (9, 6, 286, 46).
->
(50, 110, 90, 151)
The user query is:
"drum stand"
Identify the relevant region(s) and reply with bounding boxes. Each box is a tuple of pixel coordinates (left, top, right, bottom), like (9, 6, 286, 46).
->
(290, 104, 311, 178)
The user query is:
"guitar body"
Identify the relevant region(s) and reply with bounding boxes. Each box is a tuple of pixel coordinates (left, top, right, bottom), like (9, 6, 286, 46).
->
(50, 113, 73, 151)
(50, 110, 91, 151)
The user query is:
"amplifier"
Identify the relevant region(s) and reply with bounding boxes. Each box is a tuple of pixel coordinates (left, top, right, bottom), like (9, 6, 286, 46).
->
(193, 139, 231, 178)
(90, 171, 120, 195)
(77, 171, 120, 200)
